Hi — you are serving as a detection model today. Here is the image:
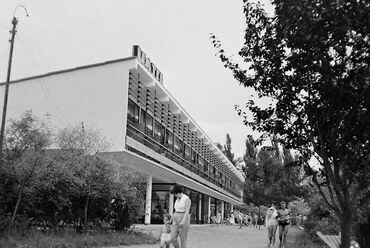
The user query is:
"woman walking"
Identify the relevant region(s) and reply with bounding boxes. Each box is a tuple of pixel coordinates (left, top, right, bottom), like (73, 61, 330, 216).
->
(170, 185, 191, 248)
(265, 201, 278, 248)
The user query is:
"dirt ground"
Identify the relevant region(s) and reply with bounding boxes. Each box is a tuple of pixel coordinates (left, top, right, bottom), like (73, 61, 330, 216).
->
(104, 224, 303, 248)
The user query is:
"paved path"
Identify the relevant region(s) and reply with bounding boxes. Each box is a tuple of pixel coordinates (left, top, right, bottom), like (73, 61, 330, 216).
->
(107, 224, 303, 248)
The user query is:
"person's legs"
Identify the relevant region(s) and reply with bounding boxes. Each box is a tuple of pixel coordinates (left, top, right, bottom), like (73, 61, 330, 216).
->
(278, 225, 283, 247)
(271, 225, 278, 248)
(178, 214, 190, 248)
(282, 225, 289, 247)
(160, 239, 166, 248)
(171, 214, 181, 248)
(267, 225, 273, 247)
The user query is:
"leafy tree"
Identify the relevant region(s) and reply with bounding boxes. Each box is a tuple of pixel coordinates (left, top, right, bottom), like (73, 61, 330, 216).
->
(211, 0, 370, 246)
(217, 134, 243, 170)
(3, 111, 54, 234)
(55, 123, 111, 233)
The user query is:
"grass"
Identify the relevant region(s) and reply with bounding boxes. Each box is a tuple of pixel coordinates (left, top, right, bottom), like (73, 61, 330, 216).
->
(0, 229, 157, 248)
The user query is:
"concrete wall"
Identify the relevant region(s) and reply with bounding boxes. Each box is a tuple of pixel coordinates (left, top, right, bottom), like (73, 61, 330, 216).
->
(0, 59, 136, 152)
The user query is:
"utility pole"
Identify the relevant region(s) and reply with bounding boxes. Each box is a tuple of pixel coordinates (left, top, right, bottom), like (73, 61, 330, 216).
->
(0, 6, 29, 168)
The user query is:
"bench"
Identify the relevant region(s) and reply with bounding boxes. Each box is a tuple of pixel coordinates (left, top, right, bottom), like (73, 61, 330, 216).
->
(316, 231, 341, 248)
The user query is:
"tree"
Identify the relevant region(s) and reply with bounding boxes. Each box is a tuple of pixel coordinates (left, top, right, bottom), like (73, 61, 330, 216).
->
(3, 111, 54, 234)
(217, 134, 243, 170)
(211, 0, 370, 247)
(55, 123, 111, 233)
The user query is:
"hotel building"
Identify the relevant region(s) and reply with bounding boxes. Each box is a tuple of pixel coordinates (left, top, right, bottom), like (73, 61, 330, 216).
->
(0, 46, 244, 224)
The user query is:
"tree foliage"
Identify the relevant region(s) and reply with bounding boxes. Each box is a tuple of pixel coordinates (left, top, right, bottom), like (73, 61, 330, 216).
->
(211, 0, 370, 246)
(0, 112, 147, 235)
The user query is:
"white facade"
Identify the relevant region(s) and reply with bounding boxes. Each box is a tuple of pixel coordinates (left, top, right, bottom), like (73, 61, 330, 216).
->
(0, 46, 244, 224)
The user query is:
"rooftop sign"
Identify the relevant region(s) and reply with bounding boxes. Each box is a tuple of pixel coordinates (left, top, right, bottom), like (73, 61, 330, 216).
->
(132, 45, 163, 84)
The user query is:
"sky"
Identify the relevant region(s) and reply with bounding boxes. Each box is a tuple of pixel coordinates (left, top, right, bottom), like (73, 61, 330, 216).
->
(0, 0, 274, 159)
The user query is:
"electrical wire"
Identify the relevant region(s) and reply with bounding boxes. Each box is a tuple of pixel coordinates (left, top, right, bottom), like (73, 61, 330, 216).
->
(16, 31, 71, 126)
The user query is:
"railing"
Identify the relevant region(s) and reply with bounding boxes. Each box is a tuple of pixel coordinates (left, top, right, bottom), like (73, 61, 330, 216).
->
(126, 122, 241, 198)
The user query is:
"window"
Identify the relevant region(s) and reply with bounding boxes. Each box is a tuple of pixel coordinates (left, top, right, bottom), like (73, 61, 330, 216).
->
(127, 99, 139, 123)
(166, 129, 173, 145)
(154, 121, 164, 143)
(145, 113, 153, 136)
(191, 149, 197, 164)
(174, 136, 183, 154)
(184, 144, 191, 157)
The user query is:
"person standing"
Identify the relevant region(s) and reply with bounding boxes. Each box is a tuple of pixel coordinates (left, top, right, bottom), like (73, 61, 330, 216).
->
(265, 201, 278, 248)
(229, 211, 235, 225)
(277, 201, 291, 248)
(170, 185, 191, 248)
(159, 214, 171, 248)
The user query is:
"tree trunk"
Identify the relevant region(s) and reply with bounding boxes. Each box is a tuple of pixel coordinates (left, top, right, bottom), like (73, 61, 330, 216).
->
(83, 195, 89, 233)
(8, 187, 23, 235)
(340, 207, 351, 248)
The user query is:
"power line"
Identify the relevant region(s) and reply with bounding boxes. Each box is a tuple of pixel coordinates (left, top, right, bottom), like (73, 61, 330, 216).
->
(17, 32, 71, 126)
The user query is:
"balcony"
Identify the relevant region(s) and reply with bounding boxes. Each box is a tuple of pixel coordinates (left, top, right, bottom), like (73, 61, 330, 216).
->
(126, 123, 241, 199)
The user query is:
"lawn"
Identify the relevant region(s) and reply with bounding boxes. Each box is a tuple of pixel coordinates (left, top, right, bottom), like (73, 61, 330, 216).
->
(0, 229, 157, 248)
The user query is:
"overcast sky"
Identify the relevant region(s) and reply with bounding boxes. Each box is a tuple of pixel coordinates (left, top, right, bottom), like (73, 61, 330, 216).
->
(0, 0, 274, 158)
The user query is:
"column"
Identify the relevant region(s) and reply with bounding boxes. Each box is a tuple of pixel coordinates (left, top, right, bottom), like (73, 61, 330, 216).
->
(169, 192, 174, 215)
(144, 175, 152, 224)
(221, 201, 225, 221)
(208, 197, 211, 224)
(198, 194, 202, 224)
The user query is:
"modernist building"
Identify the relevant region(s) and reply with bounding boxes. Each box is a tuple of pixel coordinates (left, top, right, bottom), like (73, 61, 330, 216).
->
(0, 45, 245, 224)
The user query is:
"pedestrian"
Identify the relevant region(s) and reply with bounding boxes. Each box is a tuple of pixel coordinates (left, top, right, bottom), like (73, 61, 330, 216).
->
(229, 211, 235, 225)
(170, 184, 191, 248)
(265, 201, 278, 248)
(159, 214, 171, 248)
(253, 213, 258, 228)
(277, 201, 291, 248)
(216, 211, 222, 227)
(296, 214, 303, 230)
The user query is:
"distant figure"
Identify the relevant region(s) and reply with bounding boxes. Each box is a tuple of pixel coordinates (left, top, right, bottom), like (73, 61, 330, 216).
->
(265, 201, 278, 248)
(216, 211, 222, 227)
(252, 213, 258, 228)
(297, 214, 303, 230)
(277, 201, 291, 248)
(229, 212, 235, 225)
(159, 214, 171, 248)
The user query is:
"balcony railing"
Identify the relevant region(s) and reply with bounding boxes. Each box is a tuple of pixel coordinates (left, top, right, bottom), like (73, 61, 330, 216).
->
(126, 122, 241, 198)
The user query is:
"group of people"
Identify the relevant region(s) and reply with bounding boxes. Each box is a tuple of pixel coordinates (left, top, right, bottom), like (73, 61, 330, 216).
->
(158, 184, 191, 248)
(234, 210, 259, 228)
(157, 184, 293, 248)
(265, 201, 292, 248)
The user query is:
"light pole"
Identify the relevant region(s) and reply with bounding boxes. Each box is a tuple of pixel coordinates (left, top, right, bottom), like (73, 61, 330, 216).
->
(0, 5, 29, 167)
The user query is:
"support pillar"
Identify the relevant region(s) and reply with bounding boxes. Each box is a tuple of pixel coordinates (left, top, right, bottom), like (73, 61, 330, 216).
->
(144, 175, 152, 224)
(221, 201, 225, 221)
(198, 195, 202, 223)
(208, 197, 211, 223)
(169, 192, 174, 215)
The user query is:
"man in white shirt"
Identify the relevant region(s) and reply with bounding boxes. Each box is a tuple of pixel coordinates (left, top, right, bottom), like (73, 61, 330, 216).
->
(169, 184, 191, 248)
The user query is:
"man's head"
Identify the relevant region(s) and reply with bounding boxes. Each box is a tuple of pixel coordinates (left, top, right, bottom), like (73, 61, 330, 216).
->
(280, 201, 286, 208)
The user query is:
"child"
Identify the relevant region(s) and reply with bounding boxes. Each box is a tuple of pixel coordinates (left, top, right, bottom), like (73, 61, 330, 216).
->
(159, 214, 171, 248)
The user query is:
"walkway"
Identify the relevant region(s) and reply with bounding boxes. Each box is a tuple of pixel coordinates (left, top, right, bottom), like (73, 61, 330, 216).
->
(106, 224, 303, 248)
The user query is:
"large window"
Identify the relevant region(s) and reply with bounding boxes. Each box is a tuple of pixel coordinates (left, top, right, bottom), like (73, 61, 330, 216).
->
(165, 129, 173, 146)
(154, 121, 164, 144)
(184, 144, 191, 158)
(174, 136, 183, 154)
(145, 113, 154, 136)
(151, 191, 170, 224)
(127, 99, 139, 123)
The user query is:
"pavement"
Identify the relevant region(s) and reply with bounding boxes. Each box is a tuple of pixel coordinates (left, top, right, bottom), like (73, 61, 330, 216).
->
(104, 224, 303, 248)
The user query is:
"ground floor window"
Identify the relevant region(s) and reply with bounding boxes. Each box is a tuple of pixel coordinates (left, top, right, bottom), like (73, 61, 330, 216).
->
(151, 191, 170, 224)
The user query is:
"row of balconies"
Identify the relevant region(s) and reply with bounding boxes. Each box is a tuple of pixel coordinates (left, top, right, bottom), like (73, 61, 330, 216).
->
(126, 121, 241, 198)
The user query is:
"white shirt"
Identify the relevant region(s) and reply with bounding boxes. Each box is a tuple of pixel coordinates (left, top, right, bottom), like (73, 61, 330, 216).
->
(174, 194, 189, 212)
